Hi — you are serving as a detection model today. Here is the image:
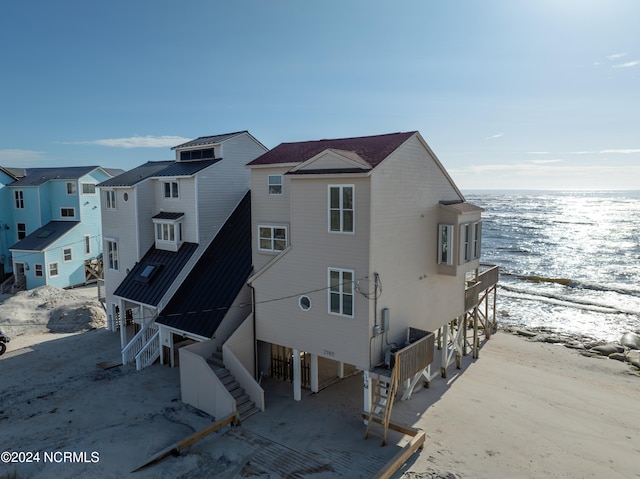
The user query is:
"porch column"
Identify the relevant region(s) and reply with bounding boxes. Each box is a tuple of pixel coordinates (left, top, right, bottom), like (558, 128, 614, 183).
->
(293, 348, 301, 401)
(441, 323, 449, 378)
(118, 299, 126, 350)
(337, 361, 344, 379)
(363, 370, 372, 415)
(310, 354, 319, 393)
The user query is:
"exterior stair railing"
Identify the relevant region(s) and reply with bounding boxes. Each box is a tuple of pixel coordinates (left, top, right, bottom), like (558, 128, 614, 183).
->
(122, 321, 159, 368)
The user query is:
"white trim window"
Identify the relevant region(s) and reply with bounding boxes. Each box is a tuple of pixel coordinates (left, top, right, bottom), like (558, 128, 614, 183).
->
(258, 225, 287, 252)
(63, 247, 73, 262)
(66, 182, 76, 195)
(459, 221, 482, 264)
(84, 234, 91, 255)
(17, 222, 26, 240)
(105, 190, 116, 209)
(438, 224, 454, 265)
(153, 217, 184, 252)
(328, 268, 354, 317)
(472, 222, 482, 260)
(106, 239, 119, 270)
(329, 185, 354, 233)
(82, 183, 96, 195)
(163, 181, 179, 198)
(268, 175, 282, 195)
(60, 207, 75, 218)
(14, 190, 24, 209)
(35, 264, 43, 277)
(49, 262, 59, 277)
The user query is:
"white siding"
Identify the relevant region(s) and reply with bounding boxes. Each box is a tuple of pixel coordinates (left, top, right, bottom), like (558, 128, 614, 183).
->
(197, 133, 267, 244)
(252, 175, 372, 369)
(368, 134, 466, 354)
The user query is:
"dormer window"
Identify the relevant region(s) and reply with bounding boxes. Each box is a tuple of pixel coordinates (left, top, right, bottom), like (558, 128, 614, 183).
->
(179, 148, 216, 161)
(152, 212, 184, 252)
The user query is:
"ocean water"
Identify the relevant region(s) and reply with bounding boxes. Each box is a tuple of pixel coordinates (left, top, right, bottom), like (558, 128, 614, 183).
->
(464, 190, 640, 342)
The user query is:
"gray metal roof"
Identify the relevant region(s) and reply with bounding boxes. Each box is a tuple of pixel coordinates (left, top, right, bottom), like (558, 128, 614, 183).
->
(114, 243, 198, 307)
(171, 131, 247, 150)
(98, 159, 219, 187)
(152, 159, 219, 177)
(9, 221, 79, 251)
(156, 192, 252, 338)
(97, 161, 174, 187)
(152, 212, 184, 220)
(10, 166, 102, 187)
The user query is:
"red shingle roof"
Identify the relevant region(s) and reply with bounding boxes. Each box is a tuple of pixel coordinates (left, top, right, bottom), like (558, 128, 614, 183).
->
(247, 131, 416, 168)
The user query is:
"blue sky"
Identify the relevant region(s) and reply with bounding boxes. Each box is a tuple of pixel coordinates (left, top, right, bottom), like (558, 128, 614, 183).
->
(1, 0, 638, 190)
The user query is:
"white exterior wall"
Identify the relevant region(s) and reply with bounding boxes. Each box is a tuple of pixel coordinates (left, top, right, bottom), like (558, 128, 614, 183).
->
(368, 135, 466, 356)
(101, 186, 139, 300)
(252, 175, 372, 370)
(153, 176, 198, 243)
(196, 133, 267, 245)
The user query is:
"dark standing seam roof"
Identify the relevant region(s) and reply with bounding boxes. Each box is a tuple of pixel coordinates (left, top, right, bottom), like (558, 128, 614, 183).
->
(9, 166, 100, 187)
(114, 243, 198, 306)
(246, 131, 416, 168)
(156, 191, 252, 338)
(171, 131, 247, 150)
(97, 159, 219, 187)
(152, 212, 184, 220)
(97, 161, 174, 187)
(10, 221, 79, 251)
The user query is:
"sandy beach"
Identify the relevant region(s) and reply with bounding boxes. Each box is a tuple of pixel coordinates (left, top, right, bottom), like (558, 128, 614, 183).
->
(1, 287, 639, 478)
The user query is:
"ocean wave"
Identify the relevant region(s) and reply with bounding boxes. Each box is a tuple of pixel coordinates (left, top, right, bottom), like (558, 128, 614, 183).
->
(499, 284, 640, 316)
(501, 273, 640, 297)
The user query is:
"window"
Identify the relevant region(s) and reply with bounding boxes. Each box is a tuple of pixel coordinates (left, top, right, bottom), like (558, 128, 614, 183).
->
(462, 224, 471, 262)
(328, 268, 354, 317)
(299, 296, 311, 311)
(460, 222, 482, 264)
(153, 218, 184, 252)
(49, 262, 59, 277)
(180, 148, 215, 161)
(106, 240, 119, 270)
(60, 208, 75, 218)
(472, 222, 481, 260)
(156, 222, 183, 242)
(35, 264, 43, 277)
(84, 235, 91, 255)
(258, 226, 287, 252)
(329, 185, 354, 233)
(105, 190, 116, 209)
(163, 181, 179, 198)
(17, 223, 26, 240)
(82, 183, 96, 194)
(63, 247, 73, 262)
(66, 182, 76, 195)
(438, 224, 454, 265)
(268, 175, 282, 195)
(14, 190, 24, 209)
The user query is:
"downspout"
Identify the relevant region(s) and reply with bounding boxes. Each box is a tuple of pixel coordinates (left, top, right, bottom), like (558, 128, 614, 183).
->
(249, 280, 259, 382)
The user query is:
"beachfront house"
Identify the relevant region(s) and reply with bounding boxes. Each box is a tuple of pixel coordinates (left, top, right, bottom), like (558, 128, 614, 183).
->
(98, 131, 268, 371)
(1, 166, 119, 292)
(178, 131, 498, 424)
(0, 166, 22, 282)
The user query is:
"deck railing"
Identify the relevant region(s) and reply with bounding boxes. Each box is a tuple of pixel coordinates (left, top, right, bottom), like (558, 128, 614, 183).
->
(394, 328, 435, 383)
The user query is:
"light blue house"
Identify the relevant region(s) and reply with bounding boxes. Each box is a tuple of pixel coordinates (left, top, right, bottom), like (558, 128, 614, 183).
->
(5, 166, 121, 291)
(0, 167, 23, 280)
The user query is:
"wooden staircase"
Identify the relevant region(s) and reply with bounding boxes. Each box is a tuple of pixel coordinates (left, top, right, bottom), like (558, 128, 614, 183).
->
(207, 351, 260, 422)
(364, 359, 400, 446)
